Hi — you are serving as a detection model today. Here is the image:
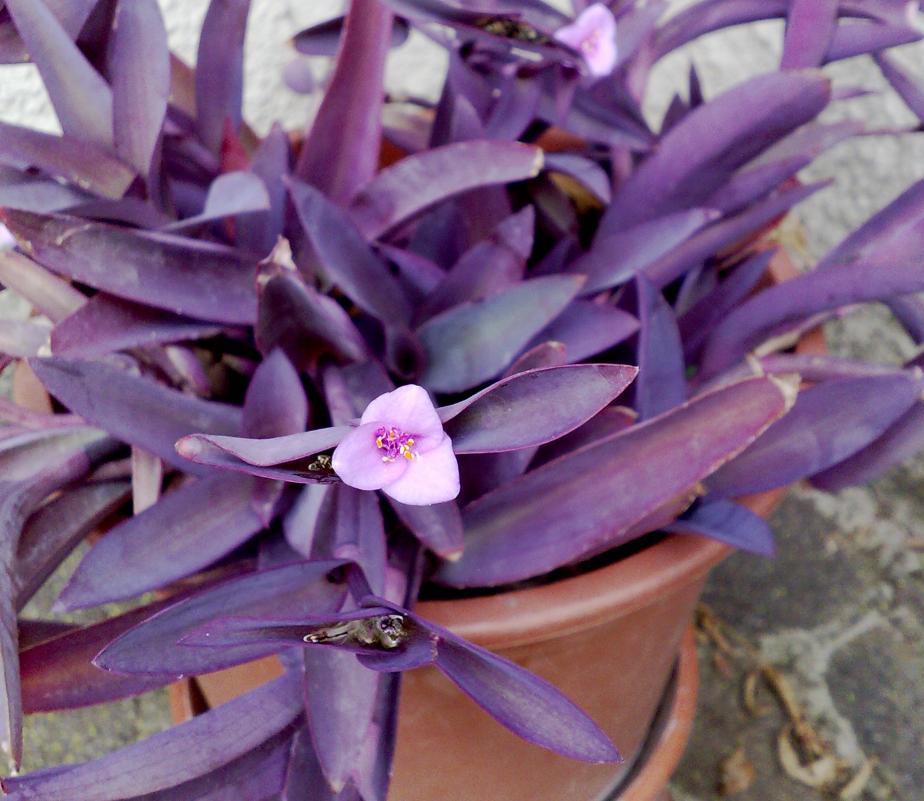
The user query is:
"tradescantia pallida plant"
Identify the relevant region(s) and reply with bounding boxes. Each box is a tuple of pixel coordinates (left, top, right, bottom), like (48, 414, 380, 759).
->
(3, 0, 924, 797)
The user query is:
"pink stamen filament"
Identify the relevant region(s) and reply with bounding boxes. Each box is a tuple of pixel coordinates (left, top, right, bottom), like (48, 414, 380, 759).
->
(374, 425, 417, 463)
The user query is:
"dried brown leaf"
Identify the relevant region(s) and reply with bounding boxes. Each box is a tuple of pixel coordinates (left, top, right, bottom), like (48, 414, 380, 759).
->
(777, 725, 838, 788)
(839, 758, 876, 800)
(718, 746, 756, 796)
(743, 670, 774, 716)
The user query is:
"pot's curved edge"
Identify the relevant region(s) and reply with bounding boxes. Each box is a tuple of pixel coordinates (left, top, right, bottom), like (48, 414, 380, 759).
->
(417, 486, 787, 649)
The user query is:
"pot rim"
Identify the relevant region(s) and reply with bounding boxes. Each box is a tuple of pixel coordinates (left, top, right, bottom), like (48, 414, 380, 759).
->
(417, 488, 784, 649)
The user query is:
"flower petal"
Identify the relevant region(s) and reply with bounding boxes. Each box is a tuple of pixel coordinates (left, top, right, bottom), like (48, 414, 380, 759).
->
(382, 435, 460, 506)
(331, 422, 409, 491)
(554, 3, 618, 78)
(360, 384, 443, 439)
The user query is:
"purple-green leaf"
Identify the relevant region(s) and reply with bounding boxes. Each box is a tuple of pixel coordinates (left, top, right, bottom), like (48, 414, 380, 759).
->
(348, 141, 544, 240)
(781, 0, 838, 69)
(436, 376, 793, 587)
(418, 276, 583, 393)
(2, 210, 258, 324)
(665, 498, 775, 555)
(635, 275, 685, 420)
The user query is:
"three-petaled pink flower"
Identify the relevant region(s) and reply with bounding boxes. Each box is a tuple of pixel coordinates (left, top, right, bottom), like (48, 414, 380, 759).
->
(554, 3, 618, 79)
(331, 385, 460, 506)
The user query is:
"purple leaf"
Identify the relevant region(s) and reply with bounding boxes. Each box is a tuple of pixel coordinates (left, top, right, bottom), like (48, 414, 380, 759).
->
(679, 249, 776, 358)
(178, 426, 348, 469)
(50, 295, 222, 358)
(665, 498, 775, 556)
(781, 0, 837, 69)
(15, 480, 130, 610)
(574, 208, 719, 294)
(95, 560, 347, 676)
(635, 275, 685, 420)
(531, 405, 636, 467)
(528, 300, 640, 362)
(544, 153, 611, 204)
(56, 474, 266, 610)
(195, 0, 251, 152)
(348, 141, 544, 240)
(598, 71, 829, 234)
(387, 498, 464, 559)
(302, 646, 381, 793)
(818, 178, 924, 270)
(700, 261, 924, 378)
(708, 373, 924, 497)
(2, 676, 301, 801)
(812, 401, 924, 491)
(0, 0, 96, 62)
(21, 599, 178, 712)
(436, 376, 793, 587)
(295, 0, 393, 203)
(4, 0, 113, 147)
(164, 171, 271, 231)
(645, 181, 829, 288)
(243, 349, 308, 440)
(30, 356, 242, 472)
(441, 364, 637, 454)
(704, 155, 810, 215)
(418, 276, 583, 393)
(757, 354, 900, 383)
(0, 122, 134, 199)
(109, 0, 169, 178)
(504, 341, 568, 375)
(378, 245, 444, 301)
(433, 634, 619, 764)
(257, 271, 369, 368)
(825, 21, 920, 62)
(238, 124, 290, 256)
(418, 206, 534, 321)
(1, 210, 258, 324)
(289, 179, 412, 325)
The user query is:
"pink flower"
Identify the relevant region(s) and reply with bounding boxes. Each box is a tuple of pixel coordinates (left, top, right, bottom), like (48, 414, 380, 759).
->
(554, 3, 618, 79)
(331, 384, 460, 506)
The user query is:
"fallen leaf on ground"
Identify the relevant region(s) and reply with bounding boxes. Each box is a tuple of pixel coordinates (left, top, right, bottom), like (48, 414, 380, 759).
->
(777, 724, 839, 788)
(718, 745, 756, 795)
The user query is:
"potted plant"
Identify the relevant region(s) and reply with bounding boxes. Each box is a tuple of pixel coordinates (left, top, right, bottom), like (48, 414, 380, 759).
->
(2, 0, 924, 799)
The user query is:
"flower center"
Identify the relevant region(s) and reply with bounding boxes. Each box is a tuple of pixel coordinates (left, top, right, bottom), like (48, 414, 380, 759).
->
(580, 28, 602, 56)
(374, 425, 417, 462)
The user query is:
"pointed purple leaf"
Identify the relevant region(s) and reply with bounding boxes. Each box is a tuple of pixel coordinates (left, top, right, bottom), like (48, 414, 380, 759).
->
(430, 627, 619, 764)
(436, 376, 793, 587)
(15, 480, 130, 610)
(164, 171, 271, 231)
(51, 295, 222, 358)
(195, 0, 251, 152)
(704, 155, 810, 215)
(295, 0, 393, 203)
(528, 300, 640, 362)
(531, 405, 636, 468)
(5, 0, 113, 147)
(700, 261, 924, 378)
(243, 349, 308, 440)
(110, 0, 169, 177)
(708, 373, 923, 498)
(875, 51, 924, 124)
(598, 71, 829, 234)
(545, 153, 611, 204)
(418, 206, 534, 321)
(665, 498, 775, 556)
(0, 250, 84, 324)
(0, 122, 134, 199)
(418, 276, 583, 393)
(348, 141, 544, 240)
(21, 599, 179, 712)
(178, 426, 348, 469)
(57, 473, 266, 610)
(1, 210, 258, 324)
(441, 364, 637, 454)
(95, 560, 347, 675)
(781, 0, 837, 69)
(2, 675, 300, 801)
(635, 275, 685, 420)
(293, 14, 410, 57)
(238, 124, 290, 256)
(387, 498, 464, 559)
(257, 271, 369, 367)
(825, 21, 920, 62)
(289, 179, 412, 325)
(30, 356, 242, 472)
(574, 208, 719, 294)
(812, 401, 924, 492)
